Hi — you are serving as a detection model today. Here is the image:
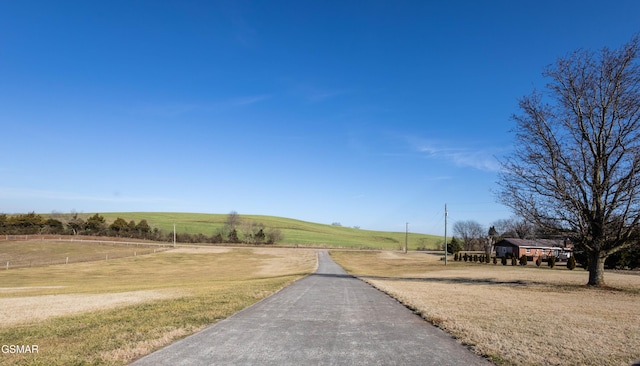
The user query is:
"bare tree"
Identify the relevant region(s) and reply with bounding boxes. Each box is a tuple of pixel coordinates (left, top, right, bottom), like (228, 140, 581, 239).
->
(498, 35, 640, 286)
(492, 217, 534, 239)
(225, 211, 241, 230)
(453, 220, 485, 251)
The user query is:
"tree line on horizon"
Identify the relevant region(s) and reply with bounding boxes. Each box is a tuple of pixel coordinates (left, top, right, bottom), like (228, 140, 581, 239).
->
(0, 211, 284, 245)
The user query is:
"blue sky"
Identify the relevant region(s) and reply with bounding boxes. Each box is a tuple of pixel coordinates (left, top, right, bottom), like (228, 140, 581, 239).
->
(1, 1, 639, 235)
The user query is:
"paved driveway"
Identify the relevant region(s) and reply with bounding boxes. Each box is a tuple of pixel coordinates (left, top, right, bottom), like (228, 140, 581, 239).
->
(132, 250, 491, 365)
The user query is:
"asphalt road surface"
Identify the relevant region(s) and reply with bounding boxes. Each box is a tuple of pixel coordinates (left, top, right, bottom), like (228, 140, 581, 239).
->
(132, 250, 492, 365)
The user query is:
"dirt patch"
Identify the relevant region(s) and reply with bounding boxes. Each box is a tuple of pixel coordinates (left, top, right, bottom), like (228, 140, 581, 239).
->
(0, 290, 182, 326)
(251, 248, 317, 276)
(377, 251, 405, 260)
(0, 286, 66, 293)
(168, 247, 232, 254)
(164, 247, 317, 277)
(377, 251, 443, 263)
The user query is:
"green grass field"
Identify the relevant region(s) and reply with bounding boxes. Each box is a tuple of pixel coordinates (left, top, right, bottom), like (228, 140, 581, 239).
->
(66, 212, 443, 250)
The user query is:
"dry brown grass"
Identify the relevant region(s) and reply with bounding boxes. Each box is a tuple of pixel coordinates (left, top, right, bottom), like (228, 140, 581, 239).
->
(99, 327, 193, 363)
(0, 247, 317, 365)
(0, 239, 168, 268)
(330, 251, 640, 366)
(0, 289, 182, 326)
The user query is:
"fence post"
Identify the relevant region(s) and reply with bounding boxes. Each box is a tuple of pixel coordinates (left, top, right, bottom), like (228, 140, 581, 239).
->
(66, 257, 69, 265)
(6, 261, 8, 270)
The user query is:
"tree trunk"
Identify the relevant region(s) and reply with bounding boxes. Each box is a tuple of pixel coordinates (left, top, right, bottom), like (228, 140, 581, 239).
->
(587, 251, 606, 287)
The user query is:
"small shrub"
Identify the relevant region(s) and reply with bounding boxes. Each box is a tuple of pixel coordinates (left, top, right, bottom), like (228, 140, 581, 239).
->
(228, 229, 240, 243)
(454, 252, 459, 261)
(548, 255, 557, 268)
(493, 256, 497, 265)
(485, 253, 491, 263)
(501, 256, 507, 266)
(567, 255, 576, 270)
(536, 257, 542, 267)
(519, 254, 528, 266)
(473, 254, 478, 263)
(463, 253, 468, 262)
(266, 228, 284, 244)
(511, 256, 518, 266)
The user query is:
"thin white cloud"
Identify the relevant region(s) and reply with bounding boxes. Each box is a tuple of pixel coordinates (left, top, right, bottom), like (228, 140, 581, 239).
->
(226, 94, 271, 106)
(130, 94, 271, 117)
(424, 175, 454, 181)
(414, 140, 501, 172)
(131, 103, 200, 117)
(306, 89, 349, 103)
(0, 187, 176, 204)
(286, 81, 350, 103)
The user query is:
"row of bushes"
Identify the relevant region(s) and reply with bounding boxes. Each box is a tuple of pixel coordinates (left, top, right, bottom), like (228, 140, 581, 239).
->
(453, 252, 492, 263)
(168, 228, 283, 245)
(0, 212, 163, 239)
(0, 212, 69, 235)
(452, 252, 577, 270)
(0, 212, 284, 245)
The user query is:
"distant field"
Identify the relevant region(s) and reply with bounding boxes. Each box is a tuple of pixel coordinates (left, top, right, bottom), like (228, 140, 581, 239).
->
(63, 212, 443, 250)
(330, 251, 640, 366)
(0, 244, 316, 365)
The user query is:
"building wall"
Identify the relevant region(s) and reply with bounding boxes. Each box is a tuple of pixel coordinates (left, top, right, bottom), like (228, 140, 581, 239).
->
(517, 247, 560, 262)
(495, 245, 513, 257)
(495, 245, 561, 260)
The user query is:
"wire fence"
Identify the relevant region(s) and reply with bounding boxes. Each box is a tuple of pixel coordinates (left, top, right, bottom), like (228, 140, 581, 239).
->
(1, 235, 174, 270)
(1, 235, 174, 246)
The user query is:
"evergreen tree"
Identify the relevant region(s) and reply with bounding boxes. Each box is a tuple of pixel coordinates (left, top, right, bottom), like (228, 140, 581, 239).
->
(109, 218, 129, 236)
(86, 214, 107, 234)
(228, 229, 240, 243)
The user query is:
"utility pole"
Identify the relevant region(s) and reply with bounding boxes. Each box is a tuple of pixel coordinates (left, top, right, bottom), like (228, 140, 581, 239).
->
(444, 204, 448, 266)
(173, 224, 176, 248)
(405, 222, 408, 254)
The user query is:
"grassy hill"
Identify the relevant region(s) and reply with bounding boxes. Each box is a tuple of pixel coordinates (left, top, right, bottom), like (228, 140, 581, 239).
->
(73, 212, 443, 250)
